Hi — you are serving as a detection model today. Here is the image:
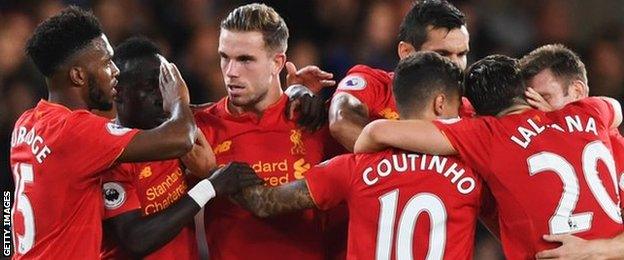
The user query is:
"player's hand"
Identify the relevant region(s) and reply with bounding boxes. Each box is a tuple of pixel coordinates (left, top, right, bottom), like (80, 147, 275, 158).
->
(285, 85, 328, 132)
(285, 62, 335, 94)
(525, 87, 554, 112)
(535, 234, 600, 259)
(159, 60, 190, 112)
(208, 162, 263, 196)
(180, 130, 216, 178)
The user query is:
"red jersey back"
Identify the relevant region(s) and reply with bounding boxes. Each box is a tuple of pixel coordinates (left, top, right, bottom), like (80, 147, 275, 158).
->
(334, 64, 475, 120)
(306, 150, 482, 260)
(195, 95, 338, 260)
(433, 97, 624, 259)
(100, 159, 197, 260)
(9, 100, 138, 259)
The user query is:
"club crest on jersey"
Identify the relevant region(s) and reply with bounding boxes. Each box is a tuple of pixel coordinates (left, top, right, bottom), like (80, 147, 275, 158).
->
(290, 129, 306, 155)
(106, 122, 133, 136)
(103, 182, 126, 210)
(338, 75, 367, 90)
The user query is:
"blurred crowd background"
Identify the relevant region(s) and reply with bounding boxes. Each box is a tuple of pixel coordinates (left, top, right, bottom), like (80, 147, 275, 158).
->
(1, 0, 624, 259)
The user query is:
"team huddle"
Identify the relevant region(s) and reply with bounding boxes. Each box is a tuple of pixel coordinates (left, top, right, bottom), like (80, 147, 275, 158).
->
(8, 1, 624, 260)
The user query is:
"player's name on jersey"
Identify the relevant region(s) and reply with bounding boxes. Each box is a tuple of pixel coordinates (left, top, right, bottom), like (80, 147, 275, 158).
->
(362, 153, 476, 195)
(511, 115, 598, 149)
(10, 126, 52, 163)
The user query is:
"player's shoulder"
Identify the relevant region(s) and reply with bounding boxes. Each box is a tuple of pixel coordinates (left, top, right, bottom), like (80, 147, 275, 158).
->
(338, 64, 392, 91)
(194, 98, 228, 124)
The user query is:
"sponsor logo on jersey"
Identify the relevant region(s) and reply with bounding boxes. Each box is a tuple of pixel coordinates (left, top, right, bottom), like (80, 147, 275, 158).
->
(213, 140, 232, 155)
(106, 122, 133, 136)
(338, 75, 367, 91)
(290, 129, 306, 155)
(139, 166, 153, 180)
(294, 158, 311, 179)
(103, 182, 126, 210)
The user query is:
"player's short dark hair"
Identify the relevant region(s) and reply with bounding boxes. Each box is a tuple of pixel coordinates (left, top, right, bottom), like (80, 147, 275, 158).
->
(221, 3, 289, 53)
(393, 51, 463, 117)
(114, 37, 162, 89)
(519, 44, 588, 93)
(114, 37, 162, 65)
(25, 6, 103, 77)
(464, 55, 525, 116)
(398, 0, 466, 49)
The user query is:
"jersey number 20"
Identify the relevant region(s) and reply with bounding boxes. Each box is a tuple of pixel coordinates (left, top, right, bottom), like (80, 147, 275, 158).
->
(528, 141, 622, 234)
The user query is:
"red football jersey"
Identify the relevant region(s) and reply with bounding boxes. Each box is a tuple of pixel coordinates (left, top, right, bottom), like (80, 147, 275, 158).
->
(609, 129, 624, 209)
(334, 65, 475, 120)
(433, 97, 624, 259)
(306, 150, 482, 260)
(100, 159, 197, 260)
(9, 100, 138, 259)
(195, 95, 338, 260)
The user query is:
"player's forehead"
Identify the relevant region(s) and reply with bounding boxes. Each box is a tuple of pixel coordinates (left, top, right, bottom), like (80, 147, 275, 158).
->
(528, 69, 566, 94)
(218, 29, 267, 57)
(90, 34, 114, 60)
(420, 26, 469, 54)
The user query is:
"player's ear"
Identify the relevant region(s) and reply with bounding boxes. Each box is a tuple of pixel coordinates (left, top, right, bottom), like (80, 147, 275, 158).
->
(568, 80, 588, 100)
(272, 52, 286, 76)
(69, 66, 88, 88)
(433, 93, 446, 116)
(398, 41, 416, 60)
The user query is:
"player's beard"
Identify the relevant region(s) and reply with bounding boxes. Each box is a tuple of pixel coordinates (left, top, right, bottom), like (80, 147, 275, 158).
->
(87, 76, 113, 111)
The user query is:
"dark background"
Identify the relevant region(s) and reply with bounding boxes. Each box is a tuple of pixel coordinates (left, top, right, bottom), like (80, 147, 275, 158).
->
(2, 0, 624, 258)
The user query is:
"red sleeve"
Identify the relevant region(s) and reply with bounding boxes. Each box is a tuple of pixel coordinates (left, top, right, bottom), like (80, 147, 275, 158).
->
(573, 97, 616, 129)
(305, 154, 356, 210)
(433, 117, 494, 174)
(334, 69, 387, 117)
(61, 111, 139, 176)
(102, 164, 141, 219)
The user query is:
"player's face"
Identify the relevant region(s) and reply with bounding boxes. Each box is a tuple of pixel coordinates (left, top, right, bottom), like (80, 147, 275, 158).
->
(116, 55, 166, 129)
(420, 26, 469, 70)
(82, 35, 120, 111)
(219, 29, 278, 108)
(526, 69, 576, 110)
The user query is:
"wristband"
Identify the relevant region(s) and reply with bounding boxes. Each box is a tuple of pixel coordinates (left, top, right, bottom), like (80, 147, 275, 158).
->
(187, 179, 216, 207)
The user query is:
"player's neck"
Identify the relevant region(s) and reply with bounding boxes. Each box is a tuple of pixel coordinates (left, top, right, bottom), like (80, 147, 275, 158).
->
(228, 82, 283, 116)
(47, 86, 89, 111)
(497, 104, 532, 117)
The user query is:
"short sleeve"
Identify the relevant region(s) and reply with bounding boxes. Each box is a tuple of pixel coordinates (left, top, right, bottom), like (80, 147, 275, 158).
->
(433, 117, 494, 174)
(102, 164, 141, 219)
(60, 111, 139, 176)
(305, 154, 355, 210)
(334, 69, 387, 117)
(572, 97, 618, 129)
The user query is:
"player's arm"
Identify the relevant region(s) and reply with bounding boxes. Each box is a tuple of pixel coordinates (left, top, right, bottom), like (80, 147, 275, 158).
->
(104, 163, 262, 257)
(535, 232, 624, 259)
(329, 92, 371, 151)
(598, 96, 623, 129)
(180, 130, 216, 178)
(117, 62, 196, 163)
(232, 179, 316, 218)
(354, 119, 456, 155)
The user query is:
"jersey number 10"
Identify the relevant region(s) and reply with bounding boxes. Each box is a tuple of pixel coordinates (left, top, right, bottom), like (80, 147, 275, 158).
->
(376, 190, 446, 260)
